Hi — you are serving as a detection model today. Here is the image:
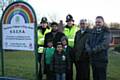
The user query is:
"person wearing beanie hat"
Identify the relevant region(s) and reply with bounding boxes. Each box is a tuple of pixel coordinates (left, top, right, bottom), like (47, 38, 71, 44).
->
(37, 17, 51, 80)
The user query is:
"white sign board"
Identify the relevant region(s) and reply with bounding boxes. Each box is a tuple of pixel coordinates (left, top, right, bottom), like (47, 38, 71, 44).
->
(2, 2, 36, 51)
(2, 23, 34, 51)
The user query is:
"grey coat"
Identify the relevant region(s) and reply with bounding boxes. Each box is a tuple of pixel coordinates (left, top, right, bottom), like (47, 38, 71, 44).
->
(74, 29, 90, 61)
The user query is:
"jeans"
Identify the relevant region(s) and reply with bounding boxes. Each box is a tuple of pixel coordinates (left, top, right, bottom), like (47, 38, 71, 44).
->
(56, 73, 66, 80)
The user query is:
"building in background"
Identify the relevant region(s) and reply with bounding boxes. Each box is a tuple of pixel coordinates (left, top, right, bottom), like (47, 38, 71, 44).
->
(110, 28, 120, 45)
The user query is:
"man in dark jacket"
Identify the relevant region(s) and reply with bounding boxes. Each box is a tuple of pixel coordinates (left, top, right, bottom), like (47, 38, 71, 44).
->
(85, 16, 111, 80)
(74, 19, 90, 80)
(44, 22, 65, 48)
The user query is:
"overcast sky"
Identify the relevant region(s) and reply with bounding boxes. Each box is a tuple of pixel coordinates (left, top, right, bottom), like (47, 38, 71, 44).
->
(28, 0, 120, 24)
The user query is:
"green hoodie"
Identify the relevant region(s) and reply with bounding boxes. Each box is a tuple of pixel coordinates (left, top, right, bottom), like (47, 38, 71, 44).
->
(44, 48, 55, 64)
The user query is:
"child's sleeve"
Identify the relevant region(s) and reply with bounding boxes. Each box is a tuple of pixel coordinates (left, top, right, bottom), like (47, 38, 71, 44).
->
(66, 53, 71, 70)
(68, 47, 74, 62)
(43, 48, 46, 64)
(50, 54, 55, 72)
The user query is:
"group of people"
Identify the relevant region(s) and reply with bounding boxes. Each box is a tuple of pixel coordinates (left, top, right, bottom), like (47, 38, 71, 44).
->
(37, 14, 111, 80)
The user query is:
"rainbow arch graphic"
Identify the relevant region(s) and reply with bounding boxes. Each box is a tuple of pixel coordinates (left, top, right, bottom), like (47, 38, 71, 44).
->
(2, 1, 36, 24)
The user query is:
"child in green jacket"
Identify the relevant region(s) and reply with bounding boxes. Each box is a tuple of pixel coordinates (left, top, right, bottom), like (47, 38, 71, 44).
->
(44, 39, 55, 80)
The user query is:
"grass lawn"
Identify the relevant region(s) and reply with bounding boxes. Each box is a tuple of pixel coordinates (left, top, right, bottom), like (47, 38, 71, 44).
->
(1, 51, 36, 80)
(107, 50, 120, 80)
(0, 49, 120, 80)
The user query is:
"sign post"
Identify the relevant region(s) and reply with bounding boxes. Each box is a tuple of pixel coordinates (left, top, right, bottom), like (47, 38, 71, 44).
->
(0, 1, 38, 79)
(0, 38, 4, 76)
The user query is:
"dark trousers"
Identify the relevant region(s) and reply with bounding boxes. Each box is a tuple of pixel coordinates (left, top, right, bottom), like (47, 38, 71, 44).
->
(75, 56, 90, 80)
(66, 63, 73, 80)
(92, 62, 107, 80)
(38, 53, 43, 80)
(45, 64, 53, 80)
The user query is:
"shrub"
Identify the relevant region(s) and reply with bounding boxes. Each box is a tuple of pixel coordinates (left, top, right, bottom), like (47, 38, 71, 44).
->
(114, 44, 120, 52)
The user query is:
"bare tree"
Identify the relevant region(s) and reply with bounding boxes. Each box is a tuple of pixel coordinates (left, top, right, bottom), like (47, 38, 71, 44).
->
(47, 13, 60, 22)
(110, 22, 120, 29)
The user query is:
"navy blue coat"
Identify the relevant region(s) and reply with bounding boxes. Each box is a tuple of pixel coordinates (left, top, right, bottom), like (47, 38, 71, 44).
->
(85, 26, 111, 63)
(51, 50, 70, 74)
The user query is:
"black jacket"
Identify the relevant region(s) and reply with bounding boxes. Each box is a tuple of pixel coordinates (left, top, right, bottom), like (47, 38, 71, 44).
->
(85, 26, 111, 63)
(64, 46, 74, 63)
(74, 29, 90, 61)
(51, 50, 70, 74)
(44, 32, 65, 47)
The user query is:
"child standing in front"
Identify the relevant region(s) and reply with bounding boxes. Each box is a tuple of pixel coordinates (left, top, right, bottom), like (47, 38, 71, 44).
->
(61, 36, 73, 80)
(51, 42, 69, 80)
(44, 39, 55, 80)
